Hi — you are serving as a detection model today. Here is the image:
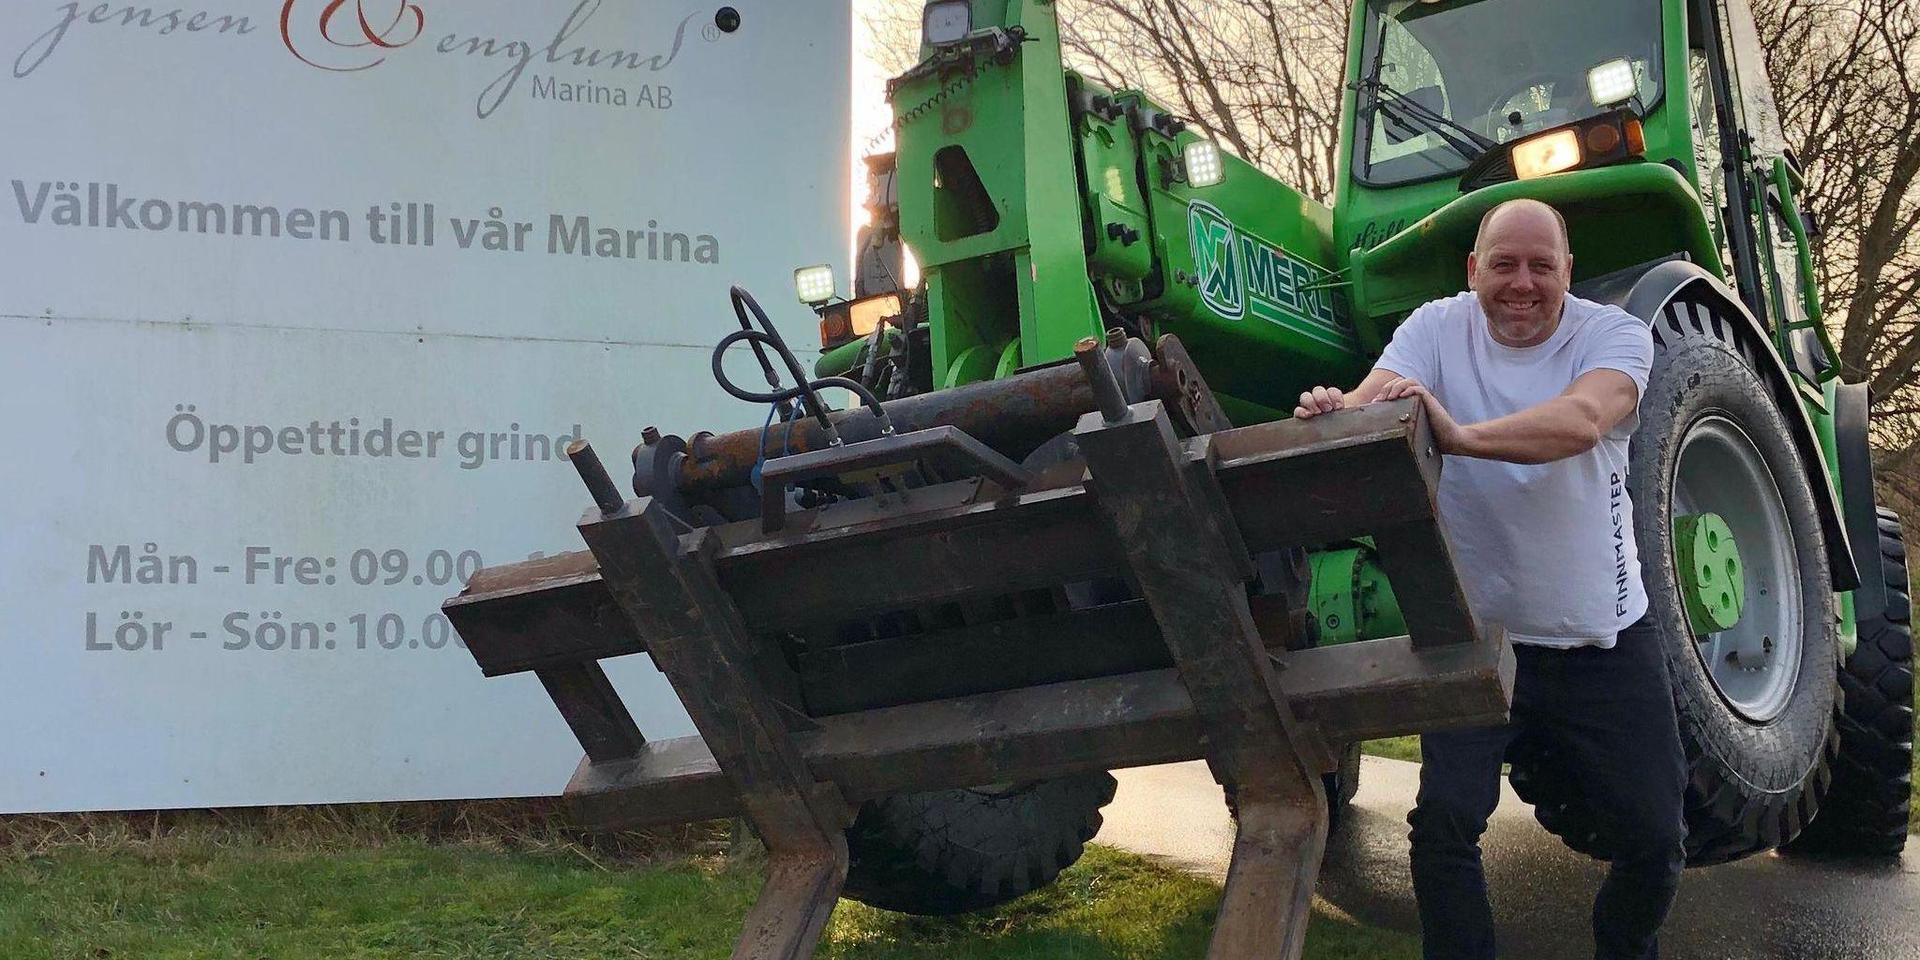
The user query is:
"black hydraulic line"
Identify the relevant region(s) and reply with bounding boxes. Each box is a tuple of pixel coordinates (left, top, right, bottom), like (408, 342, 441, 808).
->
(859, 312, 891, 391)
(888, 293, 926, 400)
(729, 286, 798, 422)
(713, 286, 895, 445)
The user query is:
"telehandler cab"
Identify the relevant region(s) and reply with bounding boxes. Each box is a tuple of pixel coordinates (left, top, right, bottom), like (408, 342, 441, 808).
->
(444, 1, 1912, 957)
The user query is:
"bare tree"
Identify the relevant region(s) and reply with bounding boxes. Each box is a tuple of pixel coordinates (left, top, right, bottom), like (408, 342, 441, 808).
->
(860, 0, 924, 77)
(1756, 0, 1920, 513)
(1055, 0, 1350, 200)
(856, 0, 1347, 197)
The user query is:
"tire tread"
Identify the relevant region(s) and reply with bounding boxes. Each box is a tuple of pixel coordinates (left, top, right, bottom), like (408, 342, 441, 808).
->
(1789, 508, 1913, 856)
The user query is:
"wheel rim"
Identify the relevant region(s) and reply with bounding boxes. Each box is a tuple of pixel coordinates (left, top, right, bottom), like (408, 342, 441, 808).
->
(1673, 415, 1802, 722)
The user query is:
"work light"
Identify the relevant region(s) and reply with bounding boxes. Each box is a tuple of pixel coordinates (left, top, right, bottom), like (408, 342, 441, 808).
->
(923, 1, 972, 46)
(1183, 140, 1225, 187)
(1511, 129, 1582, 180)
(794, 264, 836, 305)
(1587, 58, 1637, 108)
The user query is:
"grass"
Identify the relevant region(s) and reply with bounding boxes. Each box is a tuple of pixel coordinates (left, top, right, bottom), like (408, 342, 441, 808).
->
(1362, 737, 1422, 764)
(1909, 570, 1918, 833)
(0, 809, 1418, 960)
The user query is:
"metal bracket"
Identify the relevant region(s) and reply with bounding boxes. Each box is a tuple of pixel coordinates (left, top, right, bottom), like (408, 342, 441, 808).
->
(567, 442, 850, 960)
(1072, 384, 1330, 960)
(757, 425, 1032, 533)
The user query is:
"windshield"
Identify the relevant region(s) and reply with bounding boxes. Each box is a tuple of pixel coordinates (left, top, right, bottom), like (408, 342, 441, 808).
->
(1356, 0, 1664, 186)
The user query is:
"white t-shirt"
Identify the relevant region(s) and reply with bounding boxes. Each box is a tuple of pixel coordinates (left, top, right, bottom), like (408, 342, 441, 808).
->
(1374, 292, 1654, 649)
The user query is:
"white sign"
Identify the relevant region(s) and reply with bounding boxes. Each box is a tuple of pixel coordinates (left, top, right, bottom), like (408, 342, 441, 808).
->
(0, 0, 850, 812)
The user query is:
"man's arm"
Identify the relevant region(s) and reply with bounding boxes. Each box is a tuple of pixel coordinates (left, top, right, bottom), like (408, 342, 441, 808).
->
(1294, 367, 1404, 418)
(1382, 369, 1639, 463)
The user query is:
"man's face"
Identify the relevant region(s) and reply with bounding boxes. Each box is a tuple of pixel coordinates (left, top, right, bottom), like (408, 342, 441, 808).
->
(1467, 209, 1572, 347)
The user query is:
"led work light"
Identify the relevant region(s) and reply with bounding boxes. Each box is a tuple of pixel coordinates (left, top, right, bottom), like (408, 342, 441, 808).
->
(794, 264, 836, 305)
(1586, 58, 1637, 107)
(1183, 140, 1225, 187)
(922, 1, 972, 46)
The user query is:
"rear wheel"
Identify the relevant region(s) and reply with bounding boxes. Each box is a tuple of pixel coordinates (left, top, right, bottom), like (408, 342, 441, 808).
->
(833, 420, 1119, 914)
(1789, 507, 1913, 855)
(839, 773, 1117, 915)
(1508, 298, 1840, 865)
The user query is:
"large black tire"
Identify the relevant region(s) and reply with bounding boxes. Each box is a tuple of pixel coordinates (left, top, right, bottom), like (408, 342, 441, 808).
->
(1790, 507, 1914, 855)
(839, 773, 1117, 915)
(1507, 298, 1841, 866)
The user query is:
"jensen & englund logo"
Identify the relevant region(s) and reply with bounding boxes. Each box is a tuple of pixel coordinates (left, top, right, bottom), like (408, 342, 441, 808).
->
(1184, 199, 1354, 347)
(279, 0, 427, 72)
(14, 1, 706, 119)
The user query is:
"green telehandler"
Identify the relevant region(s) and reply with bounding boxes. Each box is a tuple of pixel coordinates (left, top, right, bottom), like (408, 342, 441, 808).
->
(444, 1, 1912, 956)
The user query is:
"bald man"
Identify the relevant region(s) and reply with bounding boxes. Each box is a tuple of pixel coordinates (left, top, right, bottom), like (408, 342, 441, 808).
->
(1297, 200, 1682, 960)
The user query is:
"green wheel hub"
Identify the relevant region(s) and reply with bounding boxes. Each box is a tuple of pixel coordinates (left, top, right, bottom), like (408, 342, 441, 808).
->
(1674, 512, 1745, 634)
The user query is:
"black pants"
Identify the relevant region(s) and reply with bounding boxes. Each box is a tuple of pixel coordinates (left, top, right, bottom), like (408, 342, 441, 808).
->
(1408, 615, 1687, 960)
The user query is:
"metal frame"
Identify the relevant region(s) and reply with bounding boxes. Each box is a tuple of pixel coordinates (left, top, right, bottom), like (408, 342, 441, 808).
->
(447, 390, 1511, 960)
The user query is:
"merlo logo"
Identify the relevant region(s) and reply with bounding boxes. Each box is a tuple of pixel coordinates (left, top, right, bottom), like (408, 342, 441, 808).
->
(1187, 200, 1244, 319)
(1183, 199, 1354, 349)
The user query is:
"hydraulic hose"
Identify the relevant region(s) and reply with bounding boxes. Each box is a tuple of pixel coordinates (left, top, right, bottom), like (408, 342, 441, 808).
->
(712, 285, 894, 445)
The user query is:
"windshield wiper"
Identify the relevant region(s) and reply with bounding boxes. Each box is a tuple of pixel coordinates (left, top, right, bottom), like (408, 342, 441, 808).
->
(1354, 77, 1497, 164)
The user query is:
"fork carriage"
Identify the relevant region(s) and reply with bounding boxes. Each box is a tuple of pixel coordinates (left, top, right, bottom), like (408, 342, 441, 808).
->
(444, 339, 1511, 960)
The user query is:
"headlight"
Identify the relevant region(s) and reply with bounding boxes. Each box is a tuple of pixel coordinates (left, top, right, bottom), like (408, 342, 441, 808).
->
(1183, 140, 1224, 187)
(1586, 58, 1637, 107)
(817, 293, 902, 349)
(847, 293, 902, 338)
(1511, 129, 1582, 180)
(922, 1, 972, 46)
(1459, 110, 1646, 191)
(794, 264, 836, 305)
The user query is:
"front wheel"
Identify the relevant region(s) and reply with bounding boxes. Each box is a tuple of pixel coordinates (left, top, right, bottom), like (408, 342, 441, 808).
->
(1510, 298, 1840, 865)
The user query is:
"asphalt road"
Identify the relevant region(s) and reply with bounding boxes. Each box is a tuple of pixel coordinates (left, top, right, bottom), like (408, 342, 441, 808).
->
(1095, 758, 1920, 960)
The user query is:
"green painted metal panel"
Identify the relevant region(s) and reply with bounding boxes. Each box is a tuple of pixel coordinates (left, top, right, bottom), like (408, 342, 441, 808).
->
(892, 0, 1101, 388)
(1136, 135, 1370, 418)
(1349, 163, 1723, 328)
(1307, 543, 1405, 645)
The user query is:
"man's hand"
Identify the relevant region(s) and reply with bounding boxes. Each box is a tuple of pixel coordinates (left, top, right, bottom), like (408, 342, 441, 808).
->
(1379, 377, 1469, 454)
(1293, 385, 1347, 419)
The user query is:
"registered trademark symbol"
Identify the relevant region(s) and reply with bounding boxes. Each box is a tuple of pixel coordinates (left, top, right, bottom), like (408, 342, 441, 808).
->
(708, 7, 741, 40)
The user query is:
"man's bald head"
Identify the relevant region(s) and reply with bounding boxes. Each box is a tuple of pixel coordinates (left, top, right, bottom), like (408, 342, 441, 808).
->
(1466, 198, 1574, 347)
(1474, 199, 1570, 259)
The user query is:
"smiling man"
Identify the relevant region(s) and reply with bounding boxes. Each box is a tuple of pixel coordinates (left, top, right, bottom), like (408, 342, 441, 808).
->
(1295, 199, 1681, 960)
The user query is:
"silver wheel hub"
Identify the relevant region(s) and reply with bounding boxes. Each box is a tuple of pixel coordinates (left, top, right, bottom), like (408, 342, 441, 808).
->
(1674, 416, 1802, 722)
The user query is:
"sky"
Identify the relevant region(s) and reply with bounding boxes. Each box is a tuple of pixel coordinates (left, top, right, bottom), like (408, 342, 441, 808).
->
(847, 0, 911, 274)
(850, 1, 896, 245)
